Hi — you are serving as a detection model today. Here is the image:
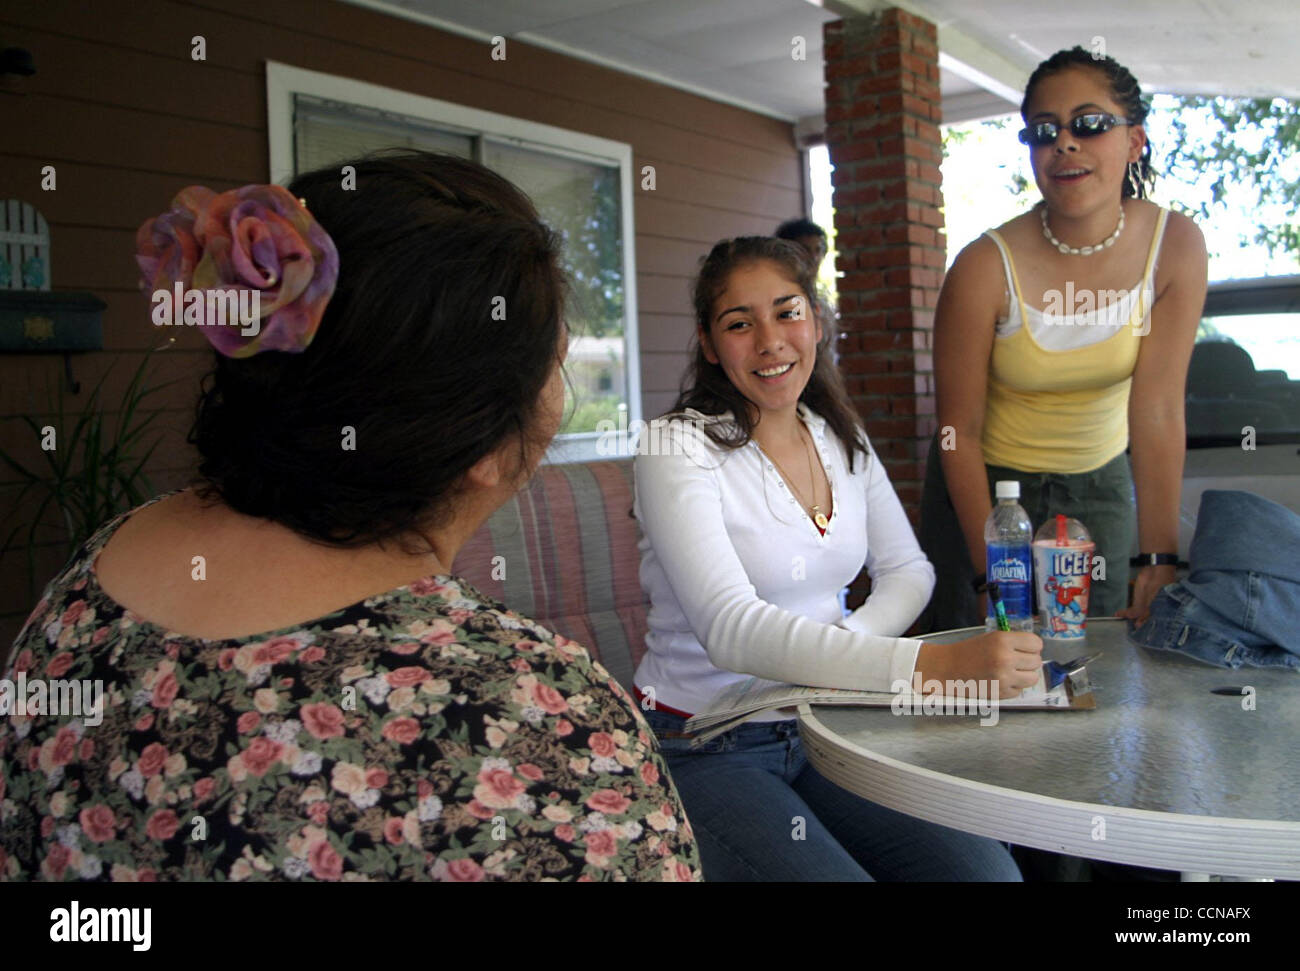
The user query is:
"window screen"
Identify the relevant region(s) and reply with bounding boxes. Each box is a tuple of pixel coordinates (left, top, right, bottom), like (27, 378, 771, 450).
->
(293, 94, 474, 173)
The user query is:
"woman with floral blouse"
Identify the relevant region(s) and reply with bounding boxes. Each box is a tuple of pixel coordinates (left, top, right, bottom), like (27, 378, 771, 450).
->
(0, 151, 700, 883)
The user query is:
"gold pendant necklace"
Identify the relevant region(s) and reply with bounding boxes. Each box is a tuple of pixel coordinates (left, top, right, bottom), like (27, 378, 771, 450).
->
(759, 424, 828, 530)
(799, 424, 830, 529)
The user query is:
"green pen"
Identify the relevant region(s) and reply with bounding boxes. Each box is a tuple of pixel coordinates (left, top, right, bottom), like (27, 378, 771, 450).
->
(988, 582, 1012, 632)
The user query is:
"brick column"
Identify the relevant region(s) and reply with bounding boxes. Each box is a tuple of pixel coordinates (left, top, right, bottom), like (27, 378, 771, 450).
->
(823, 8, 945, 525)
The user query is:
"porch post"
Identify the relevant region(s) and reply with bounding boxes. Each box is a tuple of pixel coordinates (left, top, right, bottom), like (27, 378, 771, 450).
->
(823, 7, 945, 526)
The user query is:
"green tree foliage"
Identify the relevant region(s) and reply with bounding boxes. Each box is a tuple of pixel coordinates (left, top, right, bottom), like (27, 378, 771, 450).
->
(941, 117, 1032, 198)
(1162, 96, 1299, 258)
(529, 165, 624, 338)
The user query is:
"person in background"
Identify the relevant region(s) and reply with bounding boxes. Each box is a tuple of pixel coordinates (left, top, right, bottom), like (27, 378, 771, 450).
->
(776, 218, 829, 269)
(0, 151, 700, 883)
(632, 235, 1035, 881)
(920, 47, 1207, 635)
(776, 218, 837, 362)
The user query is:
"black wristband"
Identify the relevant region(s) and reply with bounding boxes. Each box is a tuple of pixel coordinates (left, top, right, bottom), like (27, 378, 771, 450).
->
(971, 572, 988, 593)
(1130, 553, 1178, 567)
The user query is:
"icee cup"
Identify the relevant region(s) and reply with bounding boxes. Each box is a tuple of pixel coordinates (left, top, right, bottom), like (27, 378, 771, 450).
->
(1032, 514, 1094, 641)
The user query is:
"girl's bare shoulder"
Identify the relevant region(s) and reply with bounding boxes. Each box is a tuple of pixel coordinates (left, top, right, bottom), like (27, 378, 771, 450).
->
(988, 206, 1041, 247)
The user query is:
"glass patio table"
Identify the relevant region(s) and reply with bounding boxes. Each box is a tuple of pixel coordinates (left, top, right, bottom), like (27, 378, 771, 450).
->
(797, 619, 1300, 878)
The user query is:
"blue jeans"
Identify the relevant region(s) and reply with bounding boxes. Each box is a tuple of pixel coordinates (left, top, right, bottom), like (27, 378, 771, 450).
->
(1128, 581, 1300, 669)
(1127, 490, 1300, 669)
(642, 707, 1022, 882)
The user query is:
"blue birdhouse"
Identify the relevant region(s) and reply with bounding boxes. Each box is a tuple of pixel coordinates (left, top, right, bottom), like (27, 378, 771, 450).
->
(0, 199, 104, 362)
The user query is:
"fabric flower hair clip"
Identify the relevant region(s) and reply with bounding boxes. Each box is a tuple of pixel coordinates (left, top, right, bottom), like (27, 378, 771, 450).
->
(136, 184, 339, 358)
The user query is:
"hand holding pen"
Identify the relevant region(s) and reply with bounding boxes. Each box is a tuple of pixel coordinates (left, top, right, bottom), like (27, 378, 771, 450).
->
(913, 584, 1043, 698)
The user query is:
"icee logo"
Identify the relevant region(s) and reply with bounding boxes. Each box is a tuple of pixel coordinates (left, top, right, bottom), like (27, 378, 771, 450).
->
(1049, 550, 1089, 576)
(989, 557, 1028, 584)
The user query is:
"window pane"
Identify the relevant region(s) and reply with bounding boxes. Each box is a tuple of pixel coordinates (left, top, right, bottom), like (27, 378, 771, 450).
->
(293, 94, 473, 174)
(1187, 313, 1300, 442)
(1200, 313, 1300, 380)
(482, 141, 626, 436)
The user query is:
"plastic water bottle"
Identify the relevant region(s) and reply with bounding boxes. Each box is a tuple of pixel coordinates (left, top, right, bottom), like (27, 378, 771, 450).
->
(985, 481, 1034, 631)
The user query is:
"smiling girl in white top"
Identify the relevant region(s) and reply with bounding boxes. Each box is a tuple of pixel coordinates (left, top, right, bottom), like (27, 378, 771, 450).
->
(632, 236, 1035, 882)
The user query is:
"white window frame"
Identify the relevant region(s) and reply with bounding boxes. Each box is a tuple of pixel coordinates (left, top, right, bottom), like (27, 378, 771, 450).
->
(266, 62, 641, 463)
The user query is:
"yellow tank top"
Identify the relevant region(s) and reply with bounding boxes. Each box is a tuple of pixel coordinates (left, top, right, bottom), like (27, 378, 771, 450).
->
(982, 207, 1169, 474)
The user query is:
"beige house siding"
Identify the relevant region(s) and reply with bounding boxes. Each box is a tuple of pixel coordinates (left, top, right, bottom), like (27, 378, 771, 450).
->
(0, 0, 804, 647)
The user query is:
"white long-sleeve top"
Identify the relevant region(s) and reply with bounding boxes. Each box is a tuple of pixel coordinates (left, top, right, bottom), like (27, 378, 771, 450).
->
(632, 404, 936, 718)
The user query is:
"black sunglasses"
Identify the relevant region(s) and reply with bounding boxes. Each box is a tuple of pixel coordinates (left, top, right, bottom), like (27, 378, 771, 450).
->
(1018, 112, 1133, 147)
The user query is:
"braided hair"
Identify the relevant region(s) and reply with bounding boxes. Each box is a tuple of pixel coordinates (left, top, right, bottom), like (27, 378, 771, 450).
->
(1021, 46, 1155, 200)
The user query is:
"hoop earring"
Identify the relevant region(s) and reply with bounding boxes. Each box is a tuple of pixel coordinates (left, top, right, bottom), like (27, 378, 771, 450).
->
(1126, 162, 1142, 199)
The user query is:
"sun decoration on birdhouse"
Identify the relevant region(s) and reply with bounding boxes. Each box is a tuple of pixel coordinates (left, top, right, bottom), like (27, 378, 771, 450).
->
(0, 199, 51, 290)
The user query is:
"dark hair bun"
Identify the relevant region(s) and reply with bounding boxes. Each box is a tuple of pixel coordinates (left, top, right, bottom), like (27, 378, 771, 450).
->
(189, 151, 566, 546)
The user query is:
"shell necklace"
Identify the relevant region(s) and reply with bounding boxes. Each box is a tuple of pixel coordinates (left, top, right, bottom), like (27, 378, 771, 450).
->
(1040, 204, 1124, 256)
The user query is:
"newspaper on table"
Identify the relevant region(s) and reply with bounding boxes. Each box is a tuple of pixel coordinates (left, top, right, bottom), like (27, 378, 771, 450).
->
(683, 659, 1095, 746)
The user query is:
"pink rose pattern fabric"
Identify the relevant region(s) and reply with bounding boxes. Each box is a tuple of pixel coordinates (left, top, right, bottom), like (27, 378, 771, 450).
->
(0, 496, 701, 882)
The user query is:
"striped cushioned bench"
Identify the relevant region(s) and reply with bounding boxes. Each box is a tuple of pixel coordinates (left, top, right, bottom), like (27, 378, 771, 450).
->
(451, 459, 647, 690)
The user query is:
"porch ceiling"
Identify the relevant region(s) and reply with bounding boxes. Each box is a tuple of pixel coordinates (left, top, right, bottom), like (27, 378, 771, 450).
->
(343, 0, 1299, 125)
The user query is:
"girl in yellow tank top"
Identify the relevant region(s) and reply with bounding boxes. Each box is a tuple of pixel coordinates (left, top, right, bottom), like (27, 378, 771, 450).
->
(920, 46, 1207, 637)
(981, 206, 1169, 475)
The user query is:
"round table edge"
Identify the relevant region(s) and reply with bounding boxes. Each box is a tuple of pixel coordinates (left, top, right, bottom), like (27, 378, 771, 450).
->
(795, 702, 1300, 879)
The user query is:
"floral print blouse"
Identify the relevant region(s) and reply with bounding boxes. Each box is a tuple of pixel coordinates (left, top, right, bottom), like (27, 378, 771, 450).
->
(0, 498, 701, 882)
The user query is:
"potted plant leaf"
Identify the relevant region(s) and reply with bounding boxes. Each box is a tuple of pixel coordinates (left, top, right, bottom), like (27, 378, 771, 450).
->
(0, 351, 174, 605)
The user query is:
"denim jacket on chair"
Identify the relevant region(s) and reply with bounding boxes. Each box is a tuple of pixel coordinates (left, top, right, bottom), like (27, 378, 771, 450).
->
(1127, 489, 1300, 670)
